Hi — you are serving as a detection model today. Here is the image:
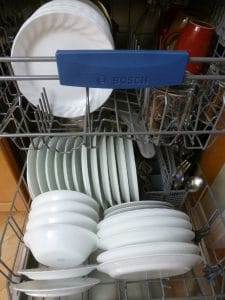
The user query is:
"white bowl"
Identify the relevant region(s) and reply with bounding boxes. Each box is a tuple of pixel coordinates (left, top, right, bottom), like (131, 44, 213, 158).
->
(26, 211, 97, 233)
(29, 200, 99, 222)
(24, 224, 98, 268)
(31, 190, 99, 212)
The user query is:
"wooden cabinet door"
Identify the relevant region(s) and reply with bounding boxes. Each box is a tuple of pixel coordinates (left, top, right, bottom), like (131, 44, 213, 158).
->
(0, 138, 28, 212)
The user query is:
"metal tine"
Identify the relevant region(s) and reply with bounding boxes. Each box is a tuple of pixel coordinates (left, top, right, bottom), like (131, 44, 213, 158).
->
(117, 281, 128, 300)
(42, 87, 53, 118)
(83, 87, 92, 148)
(39, 94, 52, 149)
(125, 89, 135, 136)
(35, 105, 44, 133)
(113, 91, 121, 133)
(39, 96, 49, 132)
(33, 109, 45, 150)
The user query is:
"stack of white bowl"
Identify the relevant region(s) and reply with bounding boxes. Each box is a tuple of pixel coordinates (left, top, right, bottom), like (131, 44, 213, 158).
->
(97, 201, 202, 281)
(24, 190, 99, 268)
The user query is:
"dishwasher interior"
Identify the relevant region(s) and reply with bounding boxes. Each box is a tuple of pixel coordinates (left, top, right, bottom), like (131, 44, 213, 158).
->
(0, 0, 225, 299)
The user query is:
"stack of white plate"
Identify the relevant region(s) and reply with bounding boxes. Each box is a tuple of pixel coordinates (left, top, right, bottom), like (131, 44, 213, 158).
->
(11, 0, 114, 118)
(13, 271, 100, 297)
(97, 201, 202, 280)
(27, 136, 139, 208)
(24, 190, 99, 268)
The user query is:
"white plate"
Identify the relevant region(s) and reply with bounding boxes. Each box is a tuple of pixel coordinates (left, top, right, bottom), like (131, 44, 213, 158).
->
(98, 208, 190, 230)
(81, 144, 93, 197)
(31, 0, 112, 45)
(24, 224, 98, 268)
(97, 242, 200, 263)
(71, 137, 85, 192)
(107, 136, 121, 204)
(11, 2, 113, 118)
(26, 211, 97, 233)
(99, 136, 113, 206)
(104, 200, 174, 216)
(105, 204, 172, 219)
(97, 215, 192, 238)
(97, 254, 202, 280)
(54, 137, 67, 189)
(98, 227, 195, 250)
(12, 277, 100, 297)
(45, 137, 58, 190)
(18, 265, 97, 280)
(63, 137, 75, 190)
(90, 136, 105, 208)
(31, 190, 99, 212)
(115, 137, 130, 202)
(29, 200, 99, 222)
(27, 139, 41, 198)
(124, 138, 139, 201)
(36, 140, 49, 194)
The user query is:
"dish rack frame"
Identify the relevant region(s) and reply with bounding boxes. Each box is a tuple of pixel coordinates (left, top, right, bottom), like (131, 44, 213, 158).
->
(0, 0, 225, 297)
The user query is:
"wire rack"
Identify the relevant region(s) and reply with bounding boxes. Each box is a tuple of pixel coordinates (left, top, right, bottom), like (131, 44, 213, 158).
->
(0, 158, 224, 300)
(0, 26, 225, 150)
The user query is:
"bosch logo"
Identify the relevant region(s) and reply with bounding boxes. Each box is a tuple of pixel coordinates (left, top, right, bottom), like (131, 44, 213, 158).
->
(96, 76, 106, 85)
(112, 76, 149, 85)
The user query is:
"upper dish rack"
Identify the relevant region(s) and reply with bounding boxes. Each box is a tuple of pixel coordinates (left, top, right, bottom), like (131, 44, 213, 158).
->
(1, 27, 225, 151)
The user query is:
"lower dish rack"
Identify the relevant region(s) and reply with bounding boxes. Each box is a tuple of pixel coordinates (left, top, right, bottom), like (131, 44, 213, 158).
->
(0, 140, 225, 299)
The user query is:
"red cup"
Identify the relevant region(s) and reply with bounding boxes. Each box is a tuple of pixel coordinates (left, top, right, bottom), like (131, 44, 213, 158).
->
(174, 20, 214, 74)
(161, 12, 189, 50)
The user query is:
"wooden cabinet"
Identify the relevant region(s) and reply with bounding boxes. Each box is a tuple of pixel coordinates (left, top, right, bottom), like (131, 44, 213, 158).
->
(0, 138, 28, 212)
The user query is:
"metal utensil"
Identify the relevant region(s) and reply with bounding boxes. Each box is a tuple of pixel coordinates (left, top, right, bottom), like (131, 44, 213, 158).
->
(184, 176, 204, 193)
(173, 160, 191, 189)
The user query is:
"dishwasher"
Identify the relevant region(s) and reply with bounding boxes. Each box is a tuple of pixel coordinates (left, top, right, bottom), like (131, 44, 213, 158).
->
(0, 0, 225, 299)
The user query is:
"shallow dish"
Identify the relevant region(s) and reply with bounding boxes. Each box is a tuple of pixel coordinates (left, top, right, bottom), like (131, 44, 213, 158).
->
(11, 0, 113, 118)
(123, 138, 139, 201)
(36, 140, 49, 193)
(18, 264, 97, 280)
(104, 200, 173, 216)
(63, 137, 75, 190)
(107, 136, 121, 205)
(98, 215, 192, 238)
(12, 277, 100, 297)
(104, 204, 172, 218)
(54, 137, 67, 189)
(97, 254, 202, 281)
(98, 208, 190, 231)
(98, 226, 195, 250)
(97, 242, 200, 263)
(90, 136, 105, 208)
(99, 136, 113, 206)
(115, 137, 130, 202)
(45, 137, 58, 190)
(27, 139, 41, 198)
(71, 137, 85, 192)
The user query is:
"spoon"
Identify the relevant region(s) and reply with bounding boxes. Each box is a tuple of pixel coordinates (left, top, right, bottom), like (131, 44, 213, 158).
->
(184, 176, 204, 193)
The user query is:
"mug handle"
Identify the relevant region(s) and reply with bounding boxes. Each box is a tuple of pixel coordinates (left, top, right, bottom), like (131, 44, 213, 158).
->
(162, 32, 180, 50)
